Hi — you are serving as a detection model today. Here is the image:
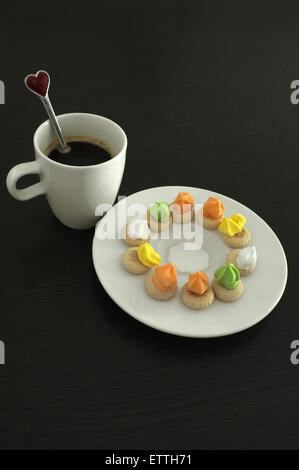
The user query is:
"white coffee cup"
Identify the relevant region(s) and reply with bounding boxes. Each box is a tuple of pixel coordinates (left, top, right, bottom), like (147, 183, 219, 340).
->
(6, 113, 127, 229)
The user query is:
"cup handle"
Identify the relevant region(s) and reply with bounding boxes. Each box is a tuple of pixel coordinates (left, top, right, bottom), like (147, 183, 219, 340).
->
(6, 160, 45, 201)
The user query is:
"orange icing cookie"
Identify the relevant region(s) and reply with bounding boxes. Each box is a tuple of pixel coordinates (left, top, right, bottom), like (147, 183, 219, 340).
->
(203, 197, 225, 220)
(187, 271, 209, 295)
(181, 271, 214, 310)
(170, 192, 194, 213)
(153, 263, 177, 292)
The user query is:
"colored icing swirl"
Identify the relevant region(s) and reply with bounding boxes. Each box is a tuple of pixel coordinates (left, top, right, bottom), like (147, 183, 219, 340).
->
(187, 271, 209, 295)
(127, 219, 150, 240)
(137, 243, 161, 268)
(203, 197, 225, 219)
(170, 192, 194, 214)
(153, 263, 177, 292)
(236, 246, 257, 270)
(150, 202, 170, 222)
(218, 213, 246, 237)
(214, 263, 240, 290)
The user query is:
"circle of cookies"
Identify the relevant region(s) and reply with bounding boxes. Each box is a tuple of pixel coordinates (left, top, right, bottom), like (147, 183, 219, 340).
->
(122, 194, 255, 309)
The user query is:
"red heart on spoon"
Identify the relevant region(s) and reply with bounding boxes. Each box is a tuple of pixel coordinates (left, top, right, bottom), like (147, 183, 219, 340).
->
(25, 70, 49, 97)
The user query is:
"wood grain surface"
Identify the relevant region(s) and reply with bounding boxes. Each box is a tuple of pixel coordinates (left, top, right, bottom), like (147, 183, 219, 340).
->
(0, 0, 298, 449)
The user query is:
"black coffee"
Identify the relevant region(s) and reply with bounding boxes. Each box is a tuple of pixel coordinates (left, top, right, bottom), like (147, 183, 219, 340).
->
(45, 137, 112, 166)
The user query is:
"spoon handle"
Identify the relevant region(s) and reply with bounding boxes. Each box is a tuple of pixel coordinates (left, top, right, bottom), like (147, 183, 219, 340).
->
(41, 95, 70, 153)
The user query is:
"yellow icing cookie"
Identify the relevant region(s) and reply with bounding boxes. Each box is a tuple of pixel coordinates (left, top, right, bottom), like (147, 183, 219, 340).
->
(137, 243, 161, 268)
(122, 247, 150, 274)
(221, 227, 251, 248)
(219, 213, 246, 237)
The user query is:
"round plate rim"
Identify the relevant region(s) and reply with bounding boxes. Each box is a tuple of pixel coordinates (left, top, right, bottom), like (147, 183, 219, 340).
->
(92, 185, 288, 338)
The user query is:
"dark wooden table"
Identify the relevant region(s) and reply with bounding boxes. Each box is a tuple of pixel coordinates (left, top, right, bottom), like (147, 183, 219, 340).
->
(0, 0, 298, 450)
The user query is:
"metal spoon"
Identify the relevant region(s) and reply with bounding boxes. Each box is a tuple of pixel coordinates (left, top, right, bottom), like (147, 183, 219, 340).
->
(24, 70, 71, 154)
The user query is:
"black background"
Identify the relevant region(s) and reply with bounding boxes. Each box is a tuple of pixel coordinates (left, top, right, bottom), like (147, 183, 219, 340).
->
(0, 0, 298, 450)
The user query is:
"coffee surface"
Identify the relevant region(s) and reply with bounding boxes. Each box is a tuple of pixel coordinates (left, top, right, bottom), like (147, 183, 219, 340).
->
(45, 136, 112, 166)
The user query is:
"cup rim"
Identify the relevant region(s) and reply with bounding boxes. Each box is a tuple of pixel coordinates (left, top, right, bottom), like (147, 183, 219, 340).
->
(33, 112, 127, 170)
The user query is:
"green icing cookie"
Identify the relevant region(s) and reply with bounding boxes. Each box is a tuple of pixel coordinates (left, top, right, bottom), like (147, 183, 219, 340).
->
(214, 263, 240, 290)
(150, 202, 170, 223)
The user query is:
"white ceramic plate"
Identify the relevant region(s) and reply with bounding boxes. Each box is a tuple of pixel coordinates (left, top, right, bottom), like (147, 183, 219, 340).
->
(92, 186, 287, 337)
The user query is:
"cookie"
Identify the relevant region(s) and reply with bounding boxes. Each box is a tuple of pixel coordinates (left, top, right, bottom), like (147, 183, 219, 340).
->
(226, 248, 256, 276)
(201, 197, 225, 229)
(181, 284, 214, 310)
(122, 247, 150, 274)
(212, 278, 244, 301)
(147, 209, 173, 233)
(221, 227, 251, 248)
(169, 193, 195, 224)
(172, 206, 195, 224)
(145, 272, 177, 301)
(202, 214, 224, 229)
(123, 221, 150, 247)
